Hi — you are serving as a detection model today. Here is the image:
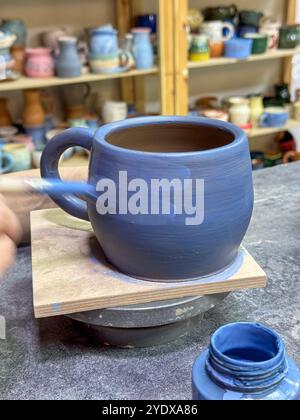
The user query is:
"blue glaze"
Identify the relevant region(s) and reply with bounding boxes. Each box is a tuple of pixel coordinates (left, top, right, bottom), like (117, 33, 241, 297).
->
(0, 143, 14, 174)
(89, 28, 119, 56)
(192, 323, 300, 400)
(136, 14, 157, 34)
(40, 117, 254, 281)
(0, 19, 27, 46)
(238, 24, 258, 38)
(24, 125, 46, 150)
(132, 29, 154, 70)
(224, 37, 253, 59)
(56, 38, 82, 78)
(260, 109, 289, 128)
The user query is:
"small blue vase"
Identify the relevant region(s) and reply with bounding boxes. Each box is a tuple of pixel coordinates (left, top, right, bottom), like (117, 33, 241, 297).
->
(56, 37, 82, 78)
(192, 323, 300, 400)
(132, 28, 154, 69)
(25, 125, 46, 151)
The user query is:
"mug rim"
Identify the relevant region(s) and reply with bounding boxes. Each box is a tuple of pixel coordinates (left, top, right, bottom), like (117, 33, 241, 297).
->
(94, 116, 247, 158)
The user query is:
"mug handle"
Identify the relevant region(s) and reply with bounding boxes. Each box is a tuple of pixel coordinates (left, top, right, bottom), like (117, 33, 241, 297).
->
(40, 127, 93, 221)
(222, 22, 235, 42)
(259, 113, 268, 127)
(2, 153, 15, 174)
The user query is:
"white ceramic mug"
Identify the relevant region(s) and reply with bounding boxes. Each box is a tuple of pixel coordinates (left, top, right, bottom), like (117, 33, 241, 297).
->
(201, 20, 235, 43)
(229, 97, 250, 127)
(102, 101, 128, 124)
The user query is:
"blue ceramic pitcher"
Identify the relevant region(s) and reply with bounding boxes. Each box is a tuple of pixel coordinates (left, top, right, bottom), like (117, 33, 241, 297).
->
(55, 37, 82, 78)
(192, 323, 300, 400)
(40, 117, 253, 282)
(132, 28, 154, 69)
(89, 26, 119, 55)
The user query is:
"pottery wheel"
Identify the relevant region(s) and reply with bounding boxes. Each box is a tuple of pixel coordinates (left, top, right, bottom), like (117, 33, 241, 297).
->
(67, 293, 229, 348)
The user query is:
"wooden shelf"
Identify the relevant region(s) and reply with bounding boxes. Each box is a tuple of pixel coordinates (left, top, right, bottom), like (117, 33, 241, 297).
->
(0, 67, 159, 92)
(248, 119, 300, 138)
(188, 48, 300, 70)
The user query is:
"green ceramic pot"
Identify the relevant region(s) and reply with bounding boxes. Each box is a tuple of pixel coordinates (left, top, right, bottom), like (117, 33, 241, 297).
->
(244, 33, 268, 54)
(279, 25, 300, 49)
(239, 10, 264, 27)
(203, 4, 237, 22)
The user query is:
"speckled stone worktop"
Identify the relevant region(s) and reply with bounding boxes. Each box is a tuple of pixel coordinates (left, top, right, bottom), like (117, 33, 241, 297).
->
(0, 163, 299, 400)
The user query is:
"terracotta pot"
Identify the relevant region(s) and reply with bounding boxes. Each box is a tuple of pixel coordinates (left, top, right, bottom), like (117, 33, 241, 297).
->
(11, 46, 26, 74)
(66, 104, 86, 120)
(23, 90, 45, 127)
(0, 98, 12, 127)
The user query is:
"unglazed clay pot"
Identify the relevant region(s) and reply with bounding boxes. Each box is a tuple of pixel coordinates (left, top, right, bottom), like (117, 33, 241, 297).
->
(23, 90, 45, 127)
(40, 117, 254, 282)
(192, 323, 300, 400)
(0, 98, 12, 127)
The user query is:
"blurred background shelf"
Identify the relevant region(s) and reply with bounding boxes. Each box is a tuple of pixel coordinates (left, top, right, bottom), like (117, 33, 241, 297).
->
(248, 119, 300, 138)
(0, 67, 159, 92)
(188, 47, 300, 70)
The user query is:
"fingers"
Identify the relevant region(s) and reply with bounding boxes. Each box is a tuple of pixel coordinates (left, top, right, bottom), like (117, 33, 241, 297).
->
(0, 195, 22, 244)
(0, 234, 16, 278)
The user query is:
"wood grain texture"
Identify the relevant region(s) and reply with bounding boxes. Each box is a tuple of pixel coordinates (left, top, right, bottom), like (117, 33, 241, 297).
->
(283, 0, 297, 85)
(174, 0, 188, 115)
(31, 208, 267, 319)
(159, 0, 175, 115)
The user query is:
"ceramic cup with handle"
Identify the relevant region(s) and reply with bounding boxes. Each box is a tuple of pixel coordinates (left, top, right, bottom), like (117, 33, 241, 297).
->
(0, 141, 14, 174)
(260, 107, 289, 128)
(40, 117, 254, 282)
(201, 20, 235, 43)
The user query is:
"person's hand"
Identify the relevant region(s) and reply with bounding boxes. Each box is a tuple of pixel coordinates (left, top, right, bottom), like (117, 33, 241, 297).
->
(0, 194, 22, 277)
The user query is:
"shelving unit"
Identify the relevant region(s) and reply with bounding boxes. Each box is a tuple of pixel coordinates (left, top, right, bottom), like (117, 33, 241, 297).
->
(188, 47, 300, 70)
(0, 68, 159, 92)
(173, 0, 300, 142)
(0, 0, 175, 115)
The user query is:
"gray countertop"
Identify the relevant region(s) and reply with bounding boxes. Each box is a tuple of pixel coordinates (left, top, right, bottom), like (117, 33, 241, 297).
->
(0, 163, 300, 400)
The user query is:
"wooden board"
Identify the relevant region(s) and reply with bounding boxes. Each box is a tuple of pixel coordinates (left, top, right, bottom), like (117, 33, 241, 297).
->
(31, 208, 267, 319)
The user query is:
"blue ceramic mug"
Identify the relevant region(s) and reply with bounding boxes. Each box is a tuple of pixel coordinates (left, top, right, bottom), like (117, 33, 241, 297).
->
(40, 117, 254, 282)
(260, 107, 289, 128)
(224, 37, 253, 59)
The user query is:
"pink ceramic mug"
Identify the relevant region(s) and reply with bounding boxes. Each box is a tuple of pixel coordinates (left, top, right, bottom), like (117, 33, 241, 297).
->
(25, 48, 54, 78)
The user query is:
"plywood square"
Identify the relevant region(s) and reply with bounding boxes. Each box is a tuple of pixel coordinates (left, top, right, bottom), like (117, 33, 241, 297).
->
(31, 209, 267, 318)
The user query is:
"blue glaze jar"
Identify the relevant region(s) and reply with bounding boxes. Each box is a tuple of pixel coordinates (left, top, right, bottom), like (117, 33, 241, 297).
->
(40, 117, 253, 281)
(89, 27, 119, 56)
(0, 19, 27, 47)
(55, 37, 82, 78)
(192, 323, 300, 400)
(132, 28, 154, 69)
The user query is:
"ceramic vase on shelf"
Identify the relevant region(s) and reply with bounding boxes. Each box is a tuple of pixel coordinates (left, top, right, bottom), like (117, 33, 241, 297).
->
(260, 18, 281, 50)
(23, 89, 45, 127)
(192, 323, 300, 400)
(25, 48, 55, 78)
(56, 37, 82, 78)
(89, 25, 119, 55)
(249, 95, 264, 127)
(0, 98, 12, 127)
(131, 28, 154, 69)
(189, 35, 210, 62)
(0, 19, 27, 47)
(229, 97, 250, 127)
(0, 141, 14, 174)
(11, 46, 26, 74)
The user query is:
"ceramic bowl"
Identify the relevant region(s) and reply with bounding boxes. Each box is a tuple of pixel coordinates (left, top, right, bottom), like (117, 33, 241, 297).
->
(0, 126, 18, 141)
